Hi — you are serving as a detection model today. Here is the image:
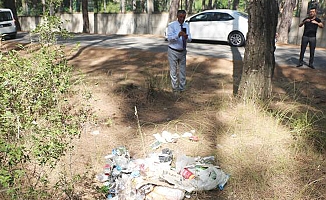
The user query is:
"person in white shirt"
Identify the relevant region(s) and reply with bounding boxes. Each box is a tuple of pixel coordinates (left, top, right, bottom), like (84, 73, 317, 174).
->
(167, 10, 192, 93)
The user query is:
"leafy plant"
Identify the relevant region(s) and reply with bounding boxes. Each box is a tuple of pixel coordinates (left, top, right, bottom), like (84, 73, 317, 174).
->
(0, 15, 87, 199)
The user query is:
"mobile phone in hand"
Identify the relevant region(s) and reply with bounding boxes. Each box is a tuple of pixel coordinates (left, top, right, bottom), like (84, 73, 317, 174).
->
(182, 28, 187, 33)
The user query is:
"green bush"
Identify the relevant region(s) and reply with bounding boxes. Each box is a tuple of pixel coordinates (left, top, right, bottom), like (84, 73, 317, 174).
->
(0, 15, 84, 199)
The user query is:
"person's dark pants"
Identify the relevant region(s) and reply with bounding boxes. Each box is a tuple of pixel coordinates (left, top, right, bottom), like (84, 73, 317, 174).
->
(299, 36, 316, 66)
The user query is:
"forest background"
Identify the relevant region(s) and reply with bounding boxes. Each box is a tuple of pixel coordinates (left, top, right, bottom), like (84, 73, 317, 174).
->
(1, 0, 326, 45)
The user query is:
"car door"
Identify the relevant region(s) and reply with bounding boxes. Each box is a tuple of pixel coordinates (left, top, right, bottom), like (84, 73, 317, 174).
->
(211, 12, 235, 41)
(187, 12, 214, 40)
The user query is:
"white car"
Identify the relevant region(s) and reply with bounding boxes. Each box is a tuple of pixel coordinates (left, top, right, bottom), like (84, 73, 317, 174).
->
(185, 9, 248, 47)
(0, 8, 17, 39)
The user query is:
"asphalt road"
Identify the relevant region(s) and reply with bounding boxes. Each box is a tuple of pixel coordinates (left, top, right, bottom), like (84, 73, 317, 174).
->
(11, 32, 326, 70)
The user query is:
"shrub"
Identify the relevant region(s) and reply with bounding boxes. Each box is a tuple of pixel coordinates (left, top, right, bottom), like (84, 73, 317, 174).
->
(0, 15, 84, 199)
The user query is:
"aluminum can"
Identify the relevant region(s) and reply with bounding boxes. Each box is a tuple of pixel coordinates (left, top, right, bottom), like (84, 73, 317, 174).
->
(181, 168, 195, 179)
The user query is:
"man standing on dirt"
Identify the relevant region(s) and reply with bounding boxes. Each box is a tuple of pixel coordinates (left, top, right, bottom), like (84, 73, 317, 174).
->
(297, 7, 323, 69)
(167, 10, 192, 93)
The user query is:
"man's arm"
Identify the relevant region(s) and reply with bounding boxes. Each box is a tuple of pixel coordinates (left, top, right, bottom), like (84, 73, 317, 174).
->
(299, 18, 309, 27)
(310, 19, 324, 28)
(317, 20, 324, 28)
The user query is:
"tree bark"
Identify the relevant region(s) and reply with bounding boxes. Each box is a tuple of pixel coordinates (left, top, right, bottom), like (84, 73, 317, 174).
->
(188, 0, 194, 14)
(237, 0, 278, 101)
(121, 0, 126, 13)
(70, 0, 73, 12)
(232, 0, 240, 10)
(207, 0, 212, 9)
(168, 0, 180, 23)
(4, 0, 21, 31)
(133, 0, 136, 11)
(300, 0, 309, 18)
(82, 0, 90, 33)
(228, 0, 232, 9)
(147, 0, 153, 13)
(277, 0, 296, 44)
(42, 0, 46, 14)
(22, 0, 29, 15)
(202, 0, 206, 10)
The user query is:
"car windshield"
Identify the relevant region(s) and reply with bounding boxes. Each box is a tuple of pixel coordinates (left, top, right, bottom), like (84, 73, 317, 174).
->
(0, 11, 13, 22)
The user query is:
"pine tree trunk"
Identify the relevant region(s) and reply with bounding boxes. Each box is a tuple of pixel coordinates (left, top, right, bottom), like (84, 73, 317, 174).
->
(4, 0, 21, 31)
(70, 0, 73, 12)
(237, 0, 278, 101)
(147, 0, 153, 13)
(232, 0, 239, 10)
(42, 0, 46, 14)
(82, 0, 90, 33)
(277, 0, 296, 44)
(207, 0, 212, 9)
(202, 0, 206, 10)
(121, 0, 126, 13)
(168, 0, 180, 23)
(22, 0, 29, 14)
(188, 0, 194, 13)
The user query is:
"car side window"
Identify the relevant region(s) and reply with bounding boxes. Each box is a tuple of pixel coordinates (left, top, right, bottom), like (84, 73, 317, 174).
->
(219, 13, 234, 21)
(206, 13, 217, 21)
(211, 13, 221, 21)
(190, 13, 210, 22)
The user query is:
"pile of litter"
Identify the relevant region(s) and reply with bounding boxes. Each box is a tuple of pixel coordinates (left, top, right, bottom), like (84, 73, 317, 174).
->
(96, 132, 229, 200)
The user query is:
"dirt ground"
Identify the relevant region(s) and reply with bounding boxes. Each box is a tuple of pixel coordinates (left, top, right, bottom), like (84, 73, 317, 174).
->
(63, 43, 326, 199)
(2, 40, 326, 199)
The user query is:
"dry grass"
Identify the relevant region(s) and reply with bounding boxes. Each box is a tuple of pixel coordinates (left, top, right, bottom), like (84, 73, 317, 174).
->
(216, 102, 297, 199)
(26, 45, 326, 199)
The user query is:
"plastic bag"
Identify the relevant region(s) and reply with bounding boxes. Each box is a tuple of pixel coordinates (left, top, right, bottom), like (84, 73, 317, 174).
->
(146, 186, 185, 200)
(175, 155, 196, 173)
(194, 166, 229, 191)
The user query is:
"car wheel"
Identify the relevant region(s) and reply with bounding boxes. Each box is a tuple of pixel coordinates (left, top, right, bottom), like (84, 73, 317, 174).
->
(228, 32, 245, 47)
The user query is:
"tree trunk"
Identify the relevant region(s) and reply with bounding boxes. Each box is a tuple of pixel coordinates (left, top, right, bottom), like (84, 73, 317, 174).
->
(22, 0, 29, 15)
(232, 0, 239, 10)
(4, 0, 21, 31)
(49, 3, 55, 15)
(237, 0, 278, 101)
(207, 0, 212, 9)
(202, 0, 206, 10)
(121, 0, 126, 13)
(42, 0, 46, 14)
(147, 0, 153, 13)
(277, 0, 296, 44)
(70, 0, 73, 12)
(300, 0, 309, 18)
(168, 0, 180, 23)
(82, 0, 90, 33)
(133, 0, 136, 11)
(188, 0, 194, 13)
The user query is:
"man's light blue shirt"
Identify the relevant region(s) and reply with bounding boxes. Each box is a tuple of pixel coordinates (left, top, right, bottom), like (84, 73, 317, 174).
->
(167, 21, 192, 50)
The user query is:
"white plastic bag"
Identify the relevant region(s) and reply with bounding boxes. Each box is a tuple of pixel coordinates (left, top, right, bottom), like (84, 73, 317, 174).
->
(146, 186, 185, 200)
(175, 155, 196, 173)
(194, 166, 229, 191)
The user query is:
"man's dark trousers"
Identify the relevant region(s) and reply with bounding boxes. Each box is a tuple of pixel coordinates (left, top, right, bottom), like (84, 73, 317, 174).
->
(299, 35, 316, 66)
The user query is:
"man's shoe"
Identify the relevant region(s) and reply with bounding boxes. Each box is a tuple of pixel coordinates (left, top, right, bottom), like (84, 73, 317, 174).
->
(296, 62, 303, 67)
(308, 65, 315, 69)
